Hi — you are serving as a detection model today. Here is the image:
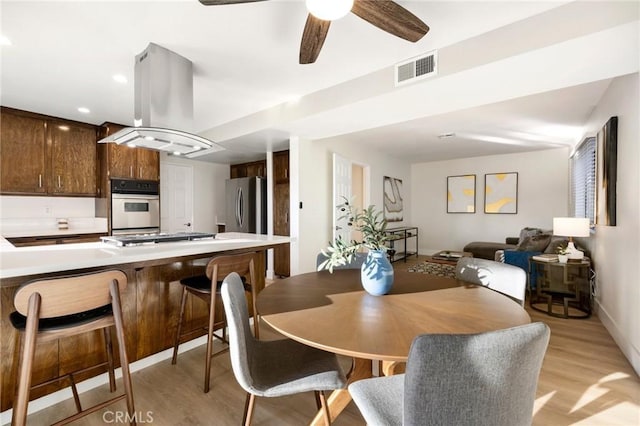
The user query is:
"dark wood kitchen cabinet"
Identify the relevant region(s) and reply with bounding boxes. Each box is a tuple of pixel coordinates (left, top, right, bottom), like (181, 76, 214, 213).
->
(230, 159, 266, 178)
(0, 107, 97, 196)
(0, 109, 47, 194)
(50, 121, 97, 195)
(273, 150, 290, 276)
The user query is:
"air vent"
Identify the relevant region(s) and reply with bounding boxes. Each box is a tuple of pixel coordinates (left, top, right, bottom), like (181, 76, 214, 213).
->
(395, 50, 437, 86)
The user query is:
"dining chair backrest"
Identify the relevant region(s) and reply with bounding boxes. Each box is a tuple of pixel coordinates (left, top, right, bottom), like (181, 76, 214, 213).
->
(220, 272, 257, 392)
(316, 252, 367, 270)
(455, 257, 526, 306)
(404, 322, 550, 426)
(14, 270, 127, 318)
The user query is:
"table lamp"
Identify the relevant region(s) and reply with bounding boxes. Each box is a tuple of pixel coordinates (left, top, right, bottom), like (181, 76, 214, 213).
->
(553, 217, 590, 260)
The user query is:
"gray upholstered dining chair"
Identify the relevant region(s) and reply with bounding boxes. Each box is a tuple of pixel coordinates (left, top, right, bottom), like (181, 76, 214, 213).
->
(316, 251, 367, 270)
(221, 272, 347, 425)
(349, 322, 550, 426)
(455, 257, 527, 306)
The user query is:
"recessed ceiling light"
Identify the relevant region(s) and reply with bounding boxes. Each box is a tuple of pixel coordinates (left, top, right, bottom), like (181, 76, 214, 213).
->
(77, 107, 90, 114)
(173, 151, 181, 156)
(144, 136, 155, 141)
(193, 146, 201, 150)
(438, 132, 456, 139)
(0, 35, 11, 46)
(113, 74, 127, 84)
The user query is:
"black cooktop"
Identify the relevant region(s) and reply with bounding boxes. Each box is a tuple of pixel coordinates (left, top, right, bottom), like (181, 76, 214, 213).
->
(101, 232, 216, 247)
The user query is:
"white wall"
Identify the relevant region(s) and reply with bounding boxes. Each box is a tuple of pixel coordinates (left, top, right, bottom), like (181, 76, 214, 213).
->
(160, 155, 229, 234)
(410, 148, 570, 254)
(294, 137, 412, 274)
(0, 196, 95, 219)
(582, 73, 640, 375)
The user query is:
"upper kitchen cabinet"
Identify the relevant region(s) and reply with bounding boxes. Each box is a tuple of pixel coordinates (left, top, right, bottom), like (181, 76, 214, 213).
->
(98, 122, 160, 182)
(0, 107, 97, 196)
(50, 120, 97, 195)
(0, 109, 47, 194)
(230, 159, 266, 179)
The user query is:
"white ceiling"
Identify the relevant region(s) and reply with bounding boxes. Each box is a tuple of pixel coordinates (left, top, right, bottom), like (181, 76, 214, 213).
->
(1, 1, 637, 164)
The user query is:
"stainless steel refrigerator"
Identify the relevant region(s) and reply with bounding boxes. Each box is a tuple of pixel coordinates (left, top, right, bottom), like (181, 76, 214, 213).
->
(225, 177, 267, 234)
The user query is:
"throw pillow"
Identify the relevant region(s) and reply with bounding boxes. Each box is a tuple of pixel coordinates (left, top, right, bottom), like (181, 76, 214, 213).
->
(518, 227, 542, 243)
(516, 233, 552, 252)
(544, 236, 570, 254)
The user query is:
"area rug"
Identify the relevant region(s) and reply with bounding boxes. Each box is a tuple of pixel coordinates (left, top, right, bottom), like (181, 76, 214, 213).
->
(408, 261, 456, 278)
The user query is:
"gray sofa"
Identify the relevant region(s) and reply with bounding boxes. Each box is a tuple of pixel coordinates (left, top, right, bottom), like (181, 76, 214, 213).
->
(463, 228, 567, 260)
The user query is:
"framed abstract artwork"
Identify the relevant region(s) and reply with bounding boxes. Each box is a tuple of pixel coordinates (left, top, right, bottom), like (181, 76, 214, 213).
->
(484, 172, 518, 214)
(596, 116, 618, 226)
(447, 175, 476, 213)
(383, 176, 403, 222)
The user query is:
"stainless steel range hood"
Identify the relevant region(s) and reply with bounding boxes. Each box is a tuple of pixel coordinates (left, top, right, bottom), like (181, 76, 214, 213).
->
(98, 43, 223, 158)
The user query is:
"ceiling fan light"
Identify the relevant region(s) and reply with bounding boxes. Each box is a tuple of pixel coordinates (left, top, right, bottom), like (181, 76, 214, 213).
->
(306, 0, 354, 21)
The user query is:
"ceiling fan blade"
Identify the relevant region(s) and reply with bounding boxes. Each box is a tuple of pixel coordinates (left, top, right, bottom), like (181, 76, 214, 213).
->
(198, 0, 268, 5)
(299, 14, 331, 64)
(351, 0, 429, 42)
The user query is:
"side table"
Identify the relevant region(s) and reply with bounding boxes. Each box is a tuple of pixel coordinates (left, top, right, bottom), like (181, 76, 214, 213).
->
(529, 258, 593, 318)
(385, 227, 419, 263)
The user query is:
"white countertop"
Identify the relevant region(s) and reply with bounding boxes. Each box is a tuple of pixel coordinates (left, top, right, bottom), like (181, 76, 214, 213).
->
(0, 233, 290, 279)
(0, 217, 108, 238)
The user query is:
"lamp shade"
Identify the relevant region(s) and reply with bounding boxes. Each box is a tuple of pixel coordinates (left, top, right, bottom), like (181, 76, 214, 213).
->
(553, 217, 590, 237)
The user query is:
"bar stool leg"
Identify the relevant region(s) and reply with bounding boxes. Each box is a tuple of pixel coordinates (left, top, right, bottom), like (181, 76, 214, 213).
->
(172, 286, 188, 365)
(110, 281, 136, 425)
(103, 328, 116, 392)
(250, 287, 260, 339)
(12, 293, 41, 426)
(204, 288, 217, 393)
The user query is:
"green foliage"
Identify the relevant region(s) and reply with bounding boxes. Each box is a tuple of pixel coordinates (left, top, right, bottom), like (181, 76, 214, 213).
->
(318, 198, 389, 273)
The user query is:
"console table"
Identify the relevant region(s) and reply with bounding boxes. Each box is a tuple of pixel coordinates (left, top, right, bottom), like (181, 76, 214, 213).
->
(529, 257, 593, 318)
(385, 227, 418, 263)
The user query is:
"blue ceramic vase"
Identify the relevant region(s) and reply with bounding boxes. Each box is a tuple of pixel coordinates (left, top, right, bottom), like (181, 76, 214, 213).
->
(360, 249, 394, 296)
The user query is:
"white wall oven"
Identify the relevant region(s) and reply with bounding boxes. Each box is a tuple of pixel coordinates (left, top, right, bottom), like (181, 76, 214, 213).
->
(111, 179, 160, 235)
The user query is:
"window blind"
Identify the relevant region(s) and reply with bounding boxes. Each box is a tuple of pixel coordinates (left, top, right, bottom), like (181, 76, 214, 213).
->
(570, 137, 596, 224)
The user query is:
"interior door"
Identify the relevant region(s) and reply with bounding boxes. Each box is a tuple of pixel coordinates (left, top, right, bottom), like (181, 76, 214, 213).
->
(160, 163, 194, 233)
(332, 153, 352, 242)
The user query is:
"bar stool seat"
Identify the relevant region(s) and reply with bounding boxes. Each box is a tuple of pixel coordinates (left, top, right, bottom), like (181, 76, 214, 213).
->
(10, 270, 135, 426)
(9, 305, 112, 331)
(171, 252, 259, 393)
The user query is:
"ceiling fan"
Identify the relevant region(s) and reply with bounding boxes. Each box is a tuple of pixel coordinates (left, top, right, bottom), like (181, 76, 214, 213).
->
(198, 0, 429, 64)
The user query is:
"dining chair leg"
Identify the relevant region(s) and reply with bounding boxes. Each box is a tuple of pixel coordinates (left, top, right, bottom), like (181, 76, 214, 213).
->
(171, 286, 188, 365)
(12, 293, 41, 426)
(204, 289, 217, 393)
(103, 328, 116, 392)
(318, 390, 332, 425)
(243, 393, 256, 426)
(110, 281, 136, 426)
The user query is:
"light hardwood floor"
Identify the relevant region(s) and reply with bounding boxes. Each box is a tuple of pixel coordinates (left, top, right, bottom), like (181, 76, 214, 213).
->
(17, 256, 640, 425)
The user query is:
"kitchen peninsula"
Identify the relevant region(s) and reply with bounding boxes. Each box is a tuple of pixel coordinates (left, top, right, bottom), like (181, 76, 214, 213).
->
(0, 232, 290, 412)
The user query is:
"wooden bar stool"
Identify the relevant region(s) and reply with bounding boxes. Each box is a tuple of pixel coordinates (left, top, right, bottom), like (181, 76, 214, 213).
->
(10, 270, 135, 426)
(171, 252, 259, 393)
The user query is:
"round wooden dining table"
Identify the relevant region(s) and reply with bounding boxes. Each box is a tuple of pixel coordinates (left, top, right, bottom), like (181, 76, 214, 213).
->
(257, 268, 531, 425)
